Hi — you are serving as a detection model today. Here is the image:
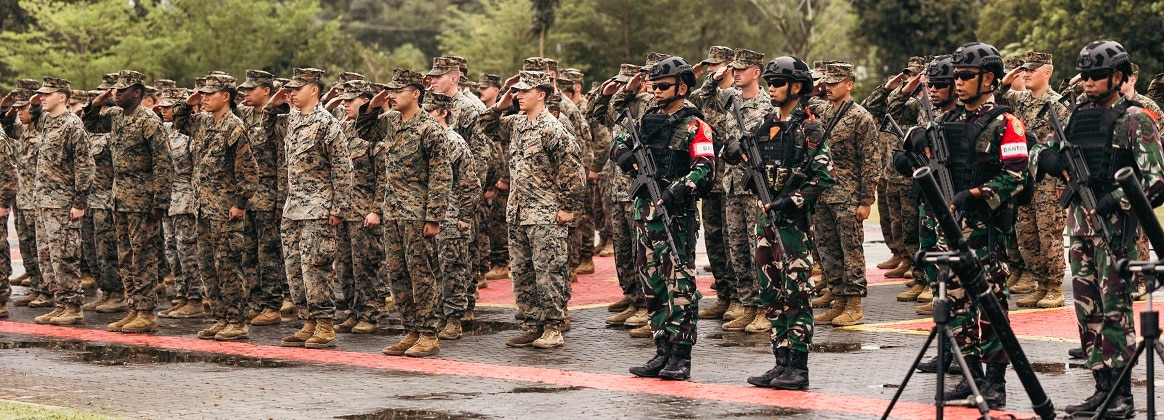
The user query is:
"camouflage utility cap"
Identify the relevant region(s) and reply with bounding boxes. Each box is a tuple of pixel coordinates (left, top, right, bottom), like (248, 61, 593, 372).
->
(386, 68, 424, 89)
(448, 56, 468, 73)
(556, 77, 574, 91)
(112, 70, 146, 90)
(428, 57, 461, 76)
(1003, 57, 1024, 73)
(643, 52, 669, 70)
(155, 79, 177, 91)
(523, 57, 559, 73)
(907, 56, 931, 74)
(239, 70, 275, 89)
(157, 88, 187, 107)
(479, 73, 502, 88)
(285, 68, 325, 89)
(729, 49, 765, 70)
(197, 73, 237, 94)
(614, 64, 640, 82)
(11, 79, 37, 106)
(35, 76, 71, 94)
(511, 71, 553, 91)
(1022, 51, 1052, 69)
(423, 92, 453, 111)
(97, 73, 119, 90)
(274, 78, 290, 89)
(337, 72, 365, 83)
(701, 46, 735, 65)
(563, 68, 584, 83)
(339, 80, 374, 100)
(821, 62, 854, 84)
(70, 90, 91, 105)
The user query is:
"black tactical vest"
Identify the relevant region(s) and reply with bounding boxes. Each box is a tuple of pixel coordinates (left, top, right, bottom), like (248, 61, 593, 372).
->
(638, 106, 702, 182)
(940, 106, 1010, 192)
(1065, 102, 1136, 196)
(754, 113, 805, 189)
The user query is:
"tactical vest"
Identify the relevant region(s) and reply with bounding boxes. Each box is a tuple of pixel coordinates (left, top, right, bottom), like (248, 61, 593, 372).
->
(1064, 102, 1137, 197)
(940, 106, 1011, 193)
(754, 112, 807, 191)
(639, 106, 703, 183)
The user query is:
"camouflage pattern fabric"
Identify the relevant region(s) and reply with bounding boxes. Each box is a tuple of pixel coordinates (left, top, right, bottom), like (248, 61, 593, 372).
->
(36, 209, 83, 305)
(3, 110, 44, 292)
(33, 109, 92, 306)
(168, 214, 201, 299)
(438, 127, 481, 319)
(237, 105, 287, 311)
(281, 219, 339, 319)
(196, 216, 252, 322)
(85, 132, 119, 292)
(0, 129, 15, 302)
(335, 220, 385, 322)
(113, 212, 164, 310)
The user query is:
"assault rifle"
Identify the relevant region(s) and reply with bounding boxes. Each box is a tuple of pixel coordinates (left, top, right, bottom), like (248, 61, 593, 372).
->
(617, 109, 688, 265)
(916, 85, 960, 222)
(1040, 100, 1115, 256)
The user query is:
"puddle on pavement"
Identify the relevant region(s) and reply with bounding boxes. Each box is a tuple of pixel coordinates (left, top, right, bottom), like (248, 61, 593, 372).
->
(397, 392, 482, 401)
(337, 408, 488, 420)
(1029, 362, 1067, 373)
(723, 407, 811, 417)
(509, 385, 584, 393)
(811, 342, 863, 353)
(1, 340, 293, 368)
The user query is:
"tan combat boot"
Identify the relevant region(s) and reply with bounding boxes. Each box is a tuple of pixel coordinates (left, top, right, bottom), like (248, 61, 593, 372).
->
(34, 306, 66, 324)
(439, 318, 463, 340)
(95, 292, 128, 313)
(832, 297, 864, 326)
(574, 258, 595, 275)
(744, 310, 772, 333)
(168, 298, 206, 318)
(280, 319, 317, 347)
(605, 305, 638, 325)
(598, 238, 614, 257)
(383, 331, 421, 355)
(877, 254, 904, 269)
(723, 300, 745, 320)
(811, 262, 822, 277)
(485, 263, 510, 280)
(916, 301, 934, 316)
(722, 306, 757, 331)
(405, 333, 440, 357)
(82, 292, 114, 312)
(460, 310, 474, 323)
(697, 298, 730, 319)
(107, 310, 139, 332)
(250, 308, 282, 326)
(531, 325, 564, 349)
(120, 312, 158, 333)
(48, 304, 84, 325)
(562, 308, 571, 332)
(80, 273, 96, 290)
(215, 322, 250, 341)
(304, 318, 337, 349)
(9, 272, 28, 286)
(198, 320, 228, 339)
(628, 324, 652, 338)
(1037, 281, 1065, 308)
(607, 296, 633, 312)
(13, 291, 40, 307)
(1005, 267, 1024, 290)
(28, 293, 52, 308)
(335, 316, 359, 333)
(885, 260, 912, 279)
(810, 289, 834, 308)
(1016, 281, 1047, 308)
(0, 305, 8, 318)
(814, 296, 846, 324)
(623, 307, 650, 327)
(897, 283, 926, 302)
(351, 320, 378, 334)
(1010, 271, 1038, 294)
(505, 326, 543, 348)
(158, 299, 186, 318)
(916, 286, 933, 303)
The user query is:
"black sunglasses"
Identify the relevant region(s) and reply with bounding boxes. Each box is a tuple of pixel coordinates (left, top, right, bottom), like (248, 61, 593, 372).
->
(652, 82, 677, 91)
(929, 80, 951, 89)
(1080, 69, 1113, 82)
(764, 78, 789, 88)
(952, 70, 984, 81)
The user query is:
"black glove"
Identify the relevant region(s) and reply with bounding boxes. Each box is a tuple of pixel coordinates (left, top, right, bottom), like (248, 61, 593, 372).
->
(723, 139, 743, 162)
(1037, 149, 1066, 180)
(658, 189, 674, 207)
(616, 150, 637, 173)
(892, 151, 915, 177)
(771, 197, 797, 215)
(1095, 193, 1120, 216)
(951, 190, 975, 211)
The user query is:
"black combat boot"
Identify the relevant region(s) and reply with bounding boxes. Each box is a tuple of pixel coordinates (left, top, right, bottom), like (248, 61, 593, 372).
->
(747, 347, 788, 387)
(771, 350, 810, 390)
(1103, 371, 1135, 419)
(629, 338, 671, 378)
(1064, 369, 1112, 415)
(945, 355, 983, 400)
(1068, 347, 1086, 359)
(979, 363, 1007, 409)
(918, 342, 961, 374)
(657, 343, 691, 380)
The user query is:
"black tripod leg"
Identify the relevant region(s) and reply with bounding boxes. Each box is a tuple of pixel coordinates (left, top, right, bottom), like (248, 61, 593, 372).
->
(943, 328, 992, 418)
(881, 326, 942, 420)
(1088, 342, 1146, 420)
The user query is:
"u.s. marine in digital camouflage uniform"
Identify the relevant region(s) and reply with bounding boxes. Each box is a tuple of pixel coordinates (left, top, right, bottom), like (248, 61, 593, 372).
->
(359, 69, 450, 357)
(83, 70, 174, 334)
(265, 68, 353, 349)
(174, 73, 259, 341)
(155, 86, 205, 320)
(0, 123, 15, 317)
(2, 79, 47, 307)
(79, 76, 126, 314)
(694, 48, 773, 333)
(1033, 40, 1164, 416)
(334, 80, 387, 335)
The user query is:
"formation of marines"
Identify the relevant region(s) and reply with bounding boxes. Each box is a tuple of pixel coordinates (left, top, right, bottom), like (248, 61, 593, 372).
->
(2, 36, 1163, 416)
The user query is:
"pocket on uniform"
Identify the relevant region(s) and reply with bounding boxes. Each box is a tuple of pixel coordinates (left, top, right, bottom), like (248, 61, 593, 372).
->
(307, 222, 338, 267)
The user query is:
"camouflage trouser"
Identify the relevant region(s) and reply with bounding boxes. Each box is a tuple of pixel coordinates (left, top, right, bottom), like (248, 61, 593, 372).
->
(336, 221, 386, 322)
(1071, 234, 1137, 371)
(0, 212, 9, 303)
(488, 190, 510, 266)
(725, 194, 759, 305)
(916, 207, 940, 287)
(81, 210, 95, 276)
(569, 181, 596, 263)
(755, 212, 815, 353)
(877, 183, 896, 255)
(163, 216, 178, 279)
(89, 209, 121, 293)
(114, 212, 164, 311)
(281, 219, 338, 320)
(197, 216, 251, 322)
(37, 208, 83, 306)
(468, 211, 486, 311)
(169, 215, 203, 299)
(941, 216, 1010, 364)
(438, 230, 473, 319)
(1014, 183, 1066, 282)
(595, 171, 613, 240)
(249, 210, 286, 311)
(637, 210, 701, 346)
(611, 201, 645, 305)
(701, 192, 733, 301)
(884, 182, 919, 258)
(815, 201, 868, 297)
(14, 206, 43, 293)
(383, 219, 441, 333)
(511, 223, 569, 328)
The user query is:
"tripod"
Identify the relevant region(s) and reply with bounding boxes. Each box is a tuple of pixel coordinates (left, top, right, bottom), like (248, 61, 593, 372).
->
(882, 250, 992, 420)
(1085, 259, 1163, 420)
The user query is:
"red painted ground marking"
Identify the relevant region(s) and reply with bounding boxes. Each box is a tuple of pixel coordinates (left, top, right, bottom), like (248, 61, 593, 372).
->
(0, 321, 1030, 420)
(874, 303, 1151, 342)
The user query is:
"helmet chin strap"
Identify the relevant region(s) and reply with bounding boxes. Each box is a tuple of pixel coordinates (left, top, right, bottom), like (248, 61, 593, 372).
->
(1088, 75, 1123, 103)
(655, 84, 685, 109)
(962, 75, 993, 105)
(770, 84, 797, 108)
(936, 85, 956, 108)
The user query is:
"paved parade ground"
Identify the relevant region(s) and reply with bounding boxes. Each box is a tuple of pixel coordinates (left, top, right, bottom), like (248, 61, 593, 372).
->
(1, 220, 1161, 419)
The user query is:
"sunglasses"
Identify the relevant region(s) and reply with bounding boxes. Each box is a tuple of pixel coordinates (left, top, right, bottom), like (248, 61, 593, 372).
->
(764, 78, 789, 88)
(952, 70, 984, 81)
(929, 80, 951, 89)
(1080, 69, 1113, 82)
(652, 82, 677, 91)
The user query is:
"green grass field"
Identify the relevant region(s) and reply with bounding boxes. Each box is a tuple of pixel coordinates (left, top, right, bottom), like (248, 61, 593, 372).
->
(0, 400, 118, 420)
